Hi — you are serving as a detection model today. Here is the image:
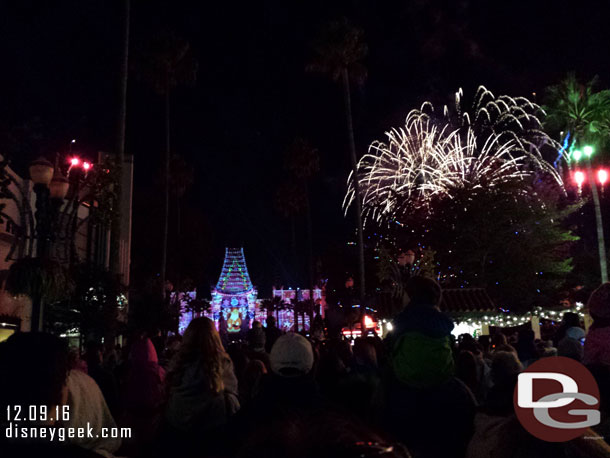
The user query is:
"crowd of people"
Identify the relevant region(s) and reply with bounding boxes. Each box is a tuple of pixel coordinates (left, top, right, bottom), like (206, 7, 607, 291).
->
(1, 276, 610, 458)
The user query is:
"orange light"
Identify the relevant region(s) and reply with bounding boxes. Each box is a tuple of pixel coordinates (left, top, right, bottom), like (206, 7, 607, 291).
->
(598, 169, 608, 185)
(82, 162, 91, 171)
(574, 171, 585, 187)
(364, 315, 374, 328)
(70, 157, 80, 166)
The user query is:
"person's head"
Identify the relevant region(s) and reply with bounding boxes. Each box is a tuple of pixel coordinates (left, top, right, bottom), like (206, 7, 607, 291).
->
(266, 316, 277, 327)
(405, 276, 442, 307)
(558, 337, 584, 361)
(129, 336, 159, 364)
(459, 336, 482, 357)
(397, 249, 416, 266)
(248, 324, 266, 352)
(562, 312, 580, 328)
(0, 333, 70, 418)
(84, 341, 103, 367)
(353, 338, 378, 368)
(270, 333, 314, 377)
(491, 350, 523, 384)
(252, 320, 262, 329)
(491, 332, 508, 348)
(345, 276, 354, 289)
(588, 283, 610, 321)
(169, 317, 228, 392)
(478, 335, 491, 353)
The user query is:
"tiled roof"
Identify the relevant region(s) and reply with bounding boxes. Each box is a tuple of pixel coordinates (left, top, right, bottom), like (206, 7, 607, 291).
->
(440, 288, 496, 313)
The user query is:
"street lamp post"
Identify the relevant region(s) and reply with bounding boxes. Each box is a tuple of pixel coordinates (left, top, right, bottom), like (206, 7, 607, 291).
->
(28, 158, 70, 331)
(574, 146, 608, 283)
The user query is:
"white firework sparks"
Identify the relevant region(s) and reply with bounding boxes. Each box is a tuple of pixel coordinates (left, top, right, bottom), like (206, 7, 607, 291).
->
(345, 87, 564, 225)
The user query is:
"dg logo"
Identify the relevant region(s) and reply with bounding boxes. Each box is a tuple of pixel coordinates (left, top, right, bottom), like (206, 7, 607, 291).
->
(514, 356, 601, 442)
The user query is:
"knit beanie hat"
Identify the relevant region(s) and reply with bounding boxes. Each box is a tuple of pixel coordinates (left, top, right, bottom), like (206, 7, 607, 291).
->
(565, 326, 585, 341)
(269, 333, 314, 377)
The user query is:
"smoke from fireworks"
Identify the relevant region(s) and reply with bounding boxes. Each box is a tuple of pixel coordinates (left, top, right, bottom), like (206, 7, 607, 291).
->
(345, 86, 565, 225)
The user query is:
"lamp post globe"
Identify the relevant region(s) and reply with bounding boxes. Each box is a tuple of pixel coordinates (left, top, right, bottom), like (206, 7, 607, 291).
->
(49, 170, 70, 200)
(29, 157, 54, 186)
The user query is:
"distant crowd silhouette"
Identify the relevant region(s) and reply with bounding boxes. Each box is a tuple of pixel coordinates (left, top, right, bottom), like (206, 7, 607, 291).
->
(1, 276, 609, 458)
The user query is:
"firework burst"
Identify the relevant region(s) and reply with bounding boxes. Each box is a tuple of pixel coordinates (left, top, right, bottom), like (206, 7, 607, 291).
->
(345, 87, 564, 225)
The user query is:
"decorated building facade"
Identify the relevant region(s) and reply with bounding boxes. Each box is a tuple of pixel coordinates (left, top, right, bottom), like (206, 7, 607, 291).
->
(211, 247, 257, 332)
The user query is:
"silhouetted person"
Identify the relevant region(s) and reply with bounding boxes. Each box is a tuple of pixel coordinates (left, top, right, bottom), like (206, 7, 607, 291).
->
(264, 316, 283, 353)
(163, 317, 239, 457)
(84, 342, 119, 415)
(0, 333, 103, 457)
(384, 276, 476, 458)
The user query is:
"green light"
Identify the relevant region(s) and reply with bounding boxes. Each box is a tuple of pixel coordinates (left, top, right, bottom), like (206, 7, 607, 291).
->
(573, 150, 583, 162)
(584, 145, 594, 157)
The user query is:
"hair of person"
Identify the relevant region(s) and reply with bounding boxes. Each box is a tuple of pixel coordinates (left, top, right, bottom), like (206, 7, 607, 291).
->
(491, 350, 523, 383)
(0, 332, 70, 409)
(405, 276, 442, 306)
(167, 317, 229, 393)
(353, 338, 378, 367)
(491, 333, 508, 346)
(494, 343, 517, 354)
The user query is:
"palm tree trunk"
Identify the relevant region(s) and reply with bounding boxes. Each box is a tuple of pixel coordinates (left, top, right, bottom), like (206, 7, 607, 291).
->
(342, 69, 367, 337)
(176, 194, 181, 238)
(160, 78, 171, 298)
(110, 0, 130, 278)
(290, 215, 300, 332)
(305, 185, 315, 329)
(342, 69, 366, 304)
(587, 160, 608, 282)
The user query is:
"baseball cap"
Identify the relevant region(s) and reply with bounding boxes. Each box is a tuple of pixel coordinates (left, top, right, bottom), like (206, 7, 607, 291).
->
(269, 333, 314, 377)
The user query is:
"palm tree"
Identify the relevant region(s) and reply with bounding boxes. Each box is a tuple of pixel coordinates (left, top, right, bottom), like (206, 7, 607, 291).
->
(275, 138, 320, 329)
(261, 296, 286, 324)
(307, 18, 368, 305)
(545, 75, 610, 283)
(110, 0, 130, 280)
(169, 154, 195, 238)
(133, 31, 198, 297)
(545, 74, 610, 153)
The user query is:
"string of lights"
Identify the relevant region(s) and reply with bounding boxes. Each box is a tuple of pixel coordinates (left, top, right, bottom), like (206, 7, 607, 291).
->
(452, 302, 585, 328)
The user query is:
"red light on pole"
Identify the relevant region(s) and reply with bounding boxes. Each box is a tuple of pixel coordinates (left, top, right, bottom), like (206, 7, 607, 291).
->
(598, 169, 608, 186)
(574, 170, 585, 187)
(70, 157, 80, 167)
(82, 162, 91, 171)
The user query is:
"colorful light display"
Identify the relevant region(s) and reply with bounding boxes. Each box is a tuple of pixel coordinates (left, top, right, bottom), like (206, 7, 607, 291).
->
(211, 247, 257, 332)
(262, 287, 325, 332)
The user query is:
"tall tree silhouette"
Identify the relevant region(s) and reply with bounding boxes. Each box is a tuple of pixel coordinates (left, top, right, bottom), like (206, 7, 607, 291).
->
(132, 30, 197, 296)
(110, 0, 130, 281)
(308, 18, 368, 304)
(275, 138, 319, 330)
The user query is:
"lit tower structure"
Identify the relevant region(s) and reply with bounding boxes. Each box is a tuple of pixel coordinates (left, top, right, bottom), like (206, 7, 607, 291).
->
(211, 247, 257, 333)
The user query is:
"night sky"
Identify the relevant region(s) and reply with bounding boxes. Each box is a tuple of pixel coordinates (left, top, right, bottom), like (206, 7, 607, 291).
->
(2, 0, 610, 296)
